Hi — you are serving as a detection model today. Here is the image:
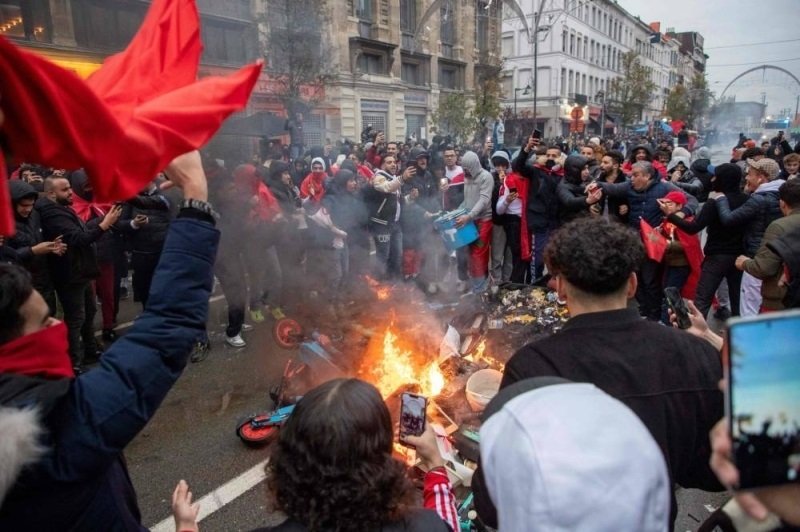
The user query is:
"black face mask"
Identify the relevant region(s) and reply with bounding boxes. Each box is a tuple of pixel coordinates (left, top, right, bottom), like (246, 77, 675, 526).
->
(545, 159, 556, 169)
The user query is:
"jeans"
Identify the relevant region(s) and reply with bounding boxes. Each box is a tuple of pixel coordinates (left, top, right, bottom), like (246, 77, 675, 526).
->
(371, 222, 403, 280)
(661, 265, 690, 324)
(490, 223, 512, 283)
(504, 217, 530, 284)
(694, 254, 742, 319)
(531, 227, 551, 279)
(56, 282, 97, 365)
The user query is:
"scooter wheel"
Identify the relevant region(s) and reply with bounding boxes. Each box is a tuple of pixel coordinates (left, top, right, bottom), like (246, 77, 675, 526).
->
(236, 416, 279, 447)
(273, 318, 303, 349)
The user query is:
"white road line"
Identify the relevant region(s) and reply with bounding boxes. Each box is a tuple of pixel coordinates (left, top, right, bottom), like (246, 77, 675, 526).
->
(150, 458, 269, 532)
(95, 295, 225, 337)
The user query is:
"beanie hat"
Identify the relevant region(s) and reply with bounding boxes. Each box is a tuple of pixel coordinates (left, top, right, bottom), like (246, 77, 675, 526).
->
(663, 190, 687, 205)
(695, 146, 711, 160)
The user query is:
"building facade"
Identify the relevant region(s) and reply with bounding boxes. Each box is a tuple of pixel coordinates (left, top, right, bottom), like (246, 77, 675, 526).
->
(501, 0, 704, 137)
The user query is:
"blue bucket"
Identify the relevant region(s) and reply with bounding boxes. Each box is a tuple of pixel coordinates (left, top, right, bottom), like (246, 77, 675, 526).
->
(434, 208, 479, 250)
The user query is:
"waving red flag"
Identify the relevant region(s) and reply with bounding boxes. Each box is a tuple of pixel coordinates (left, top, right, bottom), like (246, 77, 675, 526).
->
(0, 153, 14, 237)
(86, 0, 202, 120)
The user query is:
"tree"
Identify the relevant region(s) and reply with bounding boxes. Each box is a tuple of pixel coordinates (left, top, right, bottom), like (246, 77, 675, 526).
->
(687, 74, 711, 128)
(665, 84, 690, 122)
(472, 66, 504, 141)
(260, 0, 336, 113)
(430, 92, 476, 144)
(607, 51, 656, 128)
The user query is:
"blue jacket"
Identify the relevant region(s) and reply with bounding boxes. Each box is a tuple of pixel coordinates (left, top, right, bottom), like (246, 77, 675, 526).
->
(0, 217, 219, 531)
(602, 178, 698, 229)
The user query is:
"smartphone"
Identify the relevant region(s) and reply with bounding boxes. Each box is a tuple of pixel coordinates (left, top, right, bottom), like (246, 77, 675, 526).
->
(663, 287, 691, 329)
(399, 392, 427, 443)
(508, 187, 517, 194)
(532, 129, 542, 140)
(725, 310, 800, 489)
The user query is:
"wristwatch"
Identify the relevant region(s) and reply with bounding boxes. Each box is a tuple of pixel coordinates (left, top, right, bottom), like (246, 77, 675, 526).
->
(179, 198, 219, 221)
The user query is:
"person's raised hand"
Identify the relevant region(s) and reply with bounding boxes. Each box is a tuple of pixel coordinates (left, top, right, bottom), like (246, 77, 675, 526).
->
(525, 135, 540, 153)
(100, 204, 123, 230)
(172, 480, 200, 532)
(403, 423, 445, 471)
(162, 150, 208, 202)
(402, 166, 416, 180)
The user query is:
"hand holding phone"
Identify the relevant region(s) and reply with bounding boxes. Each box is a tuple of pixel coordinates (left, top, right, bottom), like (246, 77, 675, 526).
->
(399, 392, 427, 445)
(664, 287, 692, 330)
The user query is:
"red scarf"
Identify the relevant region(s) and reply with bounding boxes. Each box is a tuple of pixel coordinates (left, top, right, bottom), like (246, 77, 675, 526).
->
(0, 322, 74, 379)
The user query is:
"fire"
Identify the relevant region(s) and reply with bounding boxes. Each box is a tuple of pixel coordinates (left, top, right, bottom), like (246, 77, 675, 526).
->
(466, 339, 505, 371)
(369, 328, 445, 398)
(364, 275, 391, 301)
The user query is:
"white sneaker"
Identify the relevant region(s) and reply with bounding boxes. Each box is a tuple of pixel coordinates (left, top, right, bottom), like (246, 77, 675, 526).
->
(241, 323, 254, 332)
(225, 334, 246, 348)
(426, 282, 438, 294)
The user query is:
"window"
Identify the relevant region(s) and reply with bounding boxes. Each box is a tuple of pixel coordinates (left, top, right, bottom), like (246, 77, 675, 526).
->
(355, 0, 373, 21)
(440, 3, 455, 45)
(1, 0, 51, 42)
(581, 73, 586, 94)
(502, 74, 513, 98)
(569, 32, 575, 55)
(400, 0, 416, 33)
(439, 66, 457, 89)
(562, 29, 567, 52)
(502, 34, 514, 57)
(560, 68, 567, 96)
(358, 52, 384, 75)
(568, 70, 574, 95)
(476, 1, 489, 51)
(71, 0, 147, 50)
(583, 37, 587, 60)
(400, 61, 424, 85)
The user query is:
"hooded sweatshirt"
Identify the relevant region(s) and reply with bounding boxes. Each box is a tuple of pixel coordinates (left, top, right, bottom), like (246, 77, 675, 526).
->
(666, 156, 703, 198)
(300, 157, 328, 203)
(479, 383, 670, 532)
(6, 181, 47, 280)
(459, 151, 493, 222)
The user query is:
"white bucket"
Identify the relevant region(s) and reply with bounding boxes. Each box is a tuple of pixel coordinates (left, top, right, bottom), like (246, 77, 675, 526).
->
(465, 369, 502, 412)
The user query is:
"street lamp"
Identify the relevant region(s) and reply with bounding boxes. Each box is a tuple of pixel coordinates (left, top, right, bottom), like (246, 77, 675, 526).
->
(514, 84, 531, 117)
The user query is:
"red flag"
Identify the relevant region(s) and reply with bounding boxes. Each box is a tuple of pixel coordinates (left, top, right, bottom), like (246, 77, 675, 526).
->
(639, 218, 667, 262)
(0, 153, 14, 236)
(86, 0, 202, 120)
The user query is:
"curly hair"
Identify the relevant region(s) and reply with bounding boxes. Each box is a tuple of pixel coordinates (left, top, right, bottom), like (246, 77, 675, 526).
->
(266, 379, 417, 531)
(544, 218, 644, 295)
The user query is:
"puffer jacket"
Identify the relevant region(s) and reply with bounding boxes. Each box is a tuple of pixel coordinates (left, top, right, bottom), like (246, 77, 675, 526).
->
(690, 158, 714, 202)
(0, 216, 219, 531)
(602, 173, 699, 229)
(716, 179, 785, 256)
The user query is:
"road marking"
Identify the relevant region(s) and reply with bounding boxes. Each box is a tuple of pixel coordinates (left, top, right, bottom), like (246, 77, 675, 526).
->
(96, 295, 225, 337)
(150, 457, 269, 532)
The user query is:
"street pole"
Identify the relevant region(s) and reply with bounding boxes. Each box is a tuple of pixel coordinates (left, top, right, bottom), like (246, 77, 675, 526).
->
(532, 0, 546, 131)
(599, 91, 606, 139)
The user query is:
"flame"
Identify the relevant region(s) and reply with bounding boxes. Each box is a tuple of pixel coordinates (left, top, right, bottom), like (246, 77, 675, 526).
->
(364, 275, 392, 301)
(466, 339, 505, 371)
(369, 328, 445, 398)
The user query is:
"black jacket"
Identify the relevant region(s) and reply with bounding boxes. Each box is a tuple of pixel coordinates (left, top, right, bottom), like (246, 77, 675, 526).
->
(115, 190, 172, 254)
(36, 198, 103, 285)
(6, 181, 51, 290)
(512, 150, 560, 231)
(473, 308, 724, 529)
(716, 181, 784, 256)
(690, 159, 714, 203)
(668, 194, 748, 256)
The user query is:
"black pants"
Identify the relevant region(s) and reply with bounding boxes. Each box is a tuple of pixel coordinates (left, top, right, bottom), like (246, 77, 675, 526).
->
(215, 252, 246, 338)
(504, 217, 530, 284)
(636, 258, 663, 321)
(132, 251, 160, 309)
(694, 253, 742, 319)
(56, 282, 97, 365)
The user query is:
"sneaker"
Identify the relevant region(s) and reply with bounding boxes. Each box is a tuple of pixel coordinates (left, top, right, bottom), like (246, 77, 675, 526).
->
(225, 333, 246, 348)
(713, 307, 731, 321)
(269, 306, 286, 320)
(249, 308, 265, 323)
(426, 282, 438, 295)
(102, 329, 118, 342)
(190, 340, 211, 363)
(241, 323, 254, 332)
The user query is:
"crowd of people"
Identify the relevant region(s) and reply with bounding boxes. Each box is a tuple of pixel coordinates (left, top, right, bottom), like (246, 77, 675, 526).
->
(3, 124, 800, 530)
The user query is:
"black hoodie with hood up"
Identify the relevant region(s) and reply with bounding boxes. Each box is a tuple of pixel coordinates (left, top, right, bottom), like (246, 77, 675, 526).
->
(6, 181, 51, 290)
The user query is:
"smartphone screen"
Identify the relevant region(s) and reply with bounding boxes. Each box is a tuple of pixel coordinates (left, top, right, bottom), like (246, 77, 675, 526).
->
(663, 287, 691, 329)
(399, 392, 427, 442)
(726, 311, 800, 489)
